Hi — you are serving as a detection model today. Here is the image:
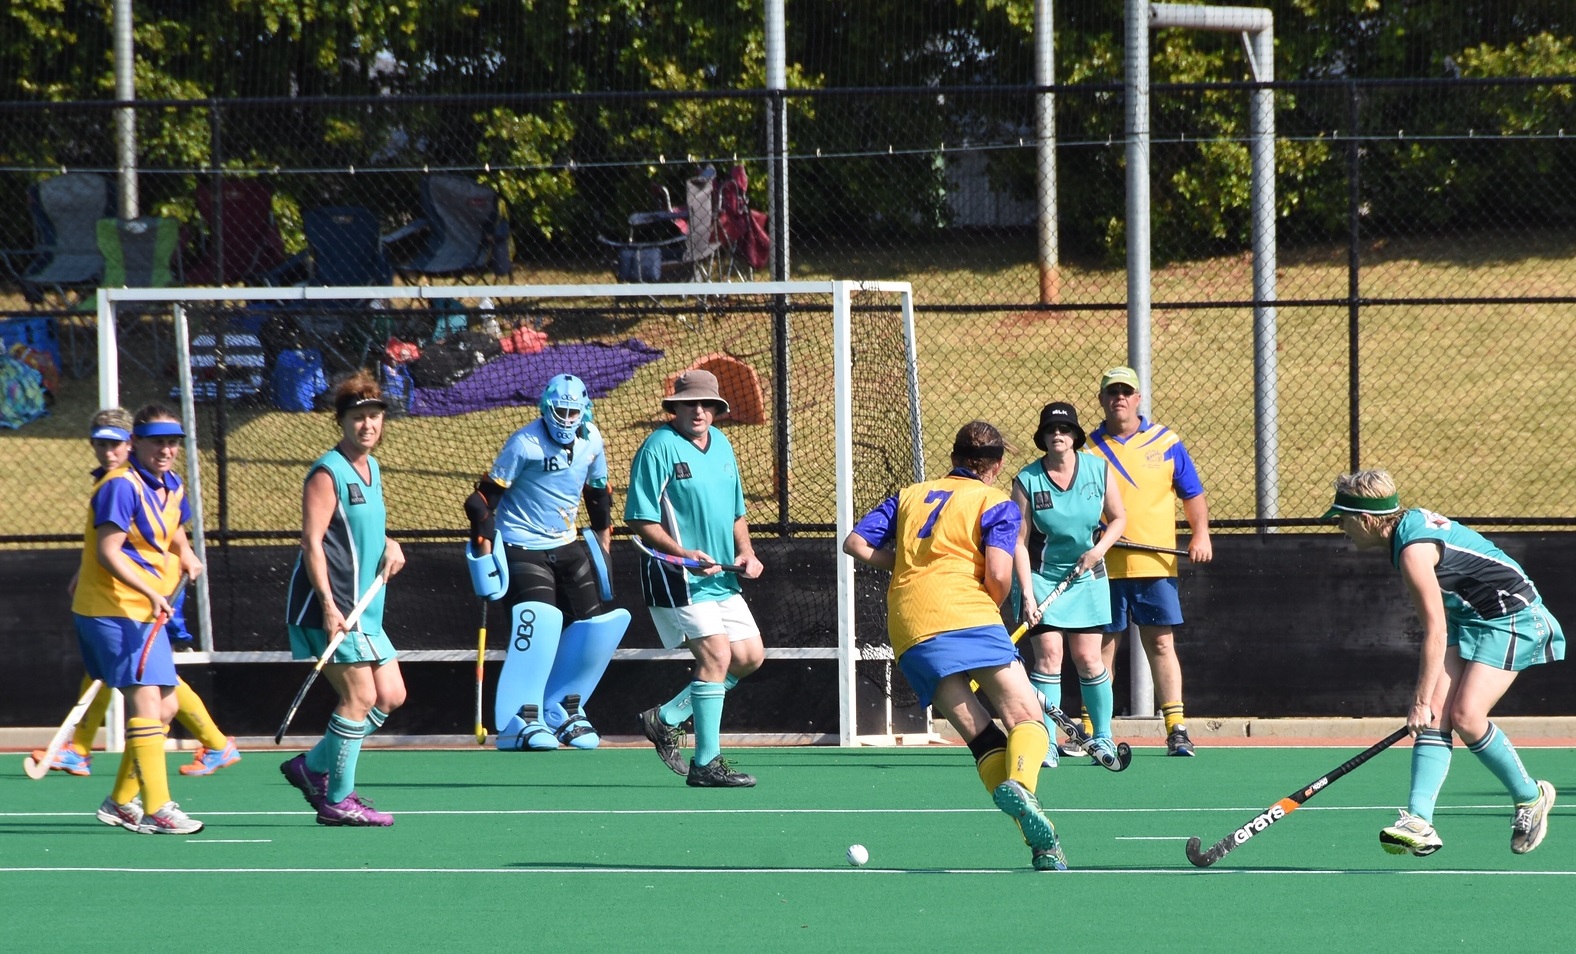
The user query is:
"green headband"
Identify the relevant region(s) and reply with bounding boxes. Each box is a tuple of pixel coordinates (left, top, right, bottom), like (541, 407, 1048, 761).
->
(1321, 490, 1400, 520)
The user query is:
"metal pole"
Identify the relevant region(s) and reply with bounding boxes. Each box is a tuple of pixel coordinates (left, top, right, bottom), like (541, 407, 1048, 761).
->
(173, 305, 215, 652)
(765, 0, 792, 531)
(1034, 0, 1060, 304)
(1124, 0, 1155, 716)
(1346, 81, 1362, 473)
(1246, 23, 1278, 528)
(113, 0, 138, 220)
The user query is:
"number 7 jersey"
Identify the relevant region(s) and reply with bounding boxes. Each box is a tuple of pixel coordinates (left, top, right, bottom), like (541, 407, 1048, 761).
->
(852, 471, 1021, 657)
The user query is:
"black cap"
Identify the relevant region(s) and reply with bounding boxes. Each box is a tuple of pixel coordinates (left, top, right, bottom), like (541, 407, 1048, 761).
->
(1034, 402, 1086, 451)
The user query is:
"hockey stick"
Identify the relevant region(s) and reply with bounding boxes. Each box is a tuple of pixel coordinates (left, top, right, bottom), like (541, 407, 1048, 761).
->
(1044, 702, 1133, 772)
(473, 598, 489, 745)
(1184, 726, 1410, 867)
(133, 572, 190, 681)
(631, 535, 747, 574)
(274, 569, 388, 745)
(1111, 539, 1190, 558)
(23, 679, 104, 780)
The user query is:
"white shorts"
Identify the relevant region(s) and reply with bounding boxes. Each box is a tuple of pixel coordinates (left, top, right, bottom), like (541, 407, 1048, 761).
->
(649, 593, 759, 649)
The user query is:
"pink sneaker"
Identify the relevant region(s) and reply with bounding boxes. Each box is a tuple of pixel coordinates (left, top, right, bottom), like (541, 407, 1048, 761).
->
(316, 792, 394, 827)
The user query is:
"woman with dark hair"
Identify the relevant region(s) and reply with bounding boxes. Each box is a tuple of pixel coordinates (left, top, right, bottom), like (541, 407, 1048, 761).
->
(281, 370, 407, 826)
(842, 421, 1068, 871)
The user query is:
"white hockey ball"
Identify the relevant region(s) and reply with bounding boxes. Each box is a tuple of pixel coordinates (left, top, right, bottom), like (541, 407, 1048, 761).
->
(846, 844, 869, 866)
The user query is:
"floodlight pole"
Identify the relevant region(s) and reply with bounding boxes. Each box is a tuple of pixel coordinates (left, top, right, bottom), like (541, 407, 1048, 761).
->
(1033, 0, 1060, 303)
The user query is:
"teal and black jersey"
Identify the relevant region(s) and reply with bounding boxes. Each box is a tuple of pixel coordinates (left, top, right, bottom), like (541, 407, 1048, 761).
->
(285, 448, 388, 635)
(624, 424, 745, 607)
(1013, 453, 1112, 630)
(1390, 508, 1537, 621)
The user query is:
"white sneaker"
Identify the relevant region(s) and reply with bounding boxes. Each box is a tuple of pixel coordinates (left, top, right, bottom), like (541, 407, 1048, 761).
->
(1057, 738, 1087, 759)
(1511, 780, 1556, 854)
(137, 800, 205, 835)
(1380, 809, 1442, 856)
(1041, 745, 1059, 769)
(95, 795, 144, 831)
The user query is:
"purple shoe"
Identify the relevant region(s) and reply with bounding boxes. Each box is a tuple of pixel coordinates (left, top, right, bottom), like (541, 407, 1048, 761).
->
(316, 792, 394, 827)
(280, 755, 328, 810)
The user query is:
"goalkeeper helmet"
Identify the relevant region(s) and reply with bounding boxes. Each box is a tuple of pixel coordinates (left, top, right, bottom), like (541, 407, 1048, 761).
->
(539, 374, 593, 446)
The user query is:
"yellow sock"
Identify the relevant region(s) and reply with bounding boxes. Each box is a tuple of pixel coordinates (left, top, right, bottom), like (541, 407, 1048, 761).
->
(110, 749, 140, 805)
(174, 679, 228, 750)
(1162, 702, 1186, 734)
(70, 676, 111, 754)
(975, 749, 1008, 793)
(1005, 721, 1049, 794)
(1081, 705, 1093, 739)
(127, 718, 170, 809)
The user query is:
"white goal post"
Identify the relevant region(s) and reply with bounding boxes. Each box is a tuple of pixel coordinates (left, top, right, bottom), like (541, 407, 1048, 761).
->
(97, 280, 926, 747)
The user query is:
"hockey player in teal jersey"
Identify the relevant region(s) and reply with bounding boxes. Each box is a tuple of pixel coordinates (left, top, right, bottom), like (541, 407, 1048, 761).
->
(463, 373, 629, 750)
(1327, 469, 1563, 856)
(282, 371, 407, 827)
(626, 370, 764, 787)
(1010, 402, 1126, 766)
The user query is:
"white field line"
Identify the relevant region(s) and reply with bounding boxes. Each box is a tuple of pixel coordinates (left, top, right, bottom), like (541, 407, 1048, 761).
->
(2, 865, 1575, 877)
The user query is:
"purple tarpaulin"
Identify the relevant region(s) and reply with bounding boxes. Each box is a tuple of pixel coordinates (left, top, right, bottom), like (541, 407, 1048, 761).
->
(407, 339, 663, 417)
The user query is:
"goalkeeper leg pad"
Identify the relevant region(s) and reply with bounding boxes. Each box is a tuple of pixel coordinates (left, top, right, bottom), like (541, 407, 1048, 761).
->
(467, 531, 510, 600)
(543, 609, 631, 743)
(493, 602, 562, 735)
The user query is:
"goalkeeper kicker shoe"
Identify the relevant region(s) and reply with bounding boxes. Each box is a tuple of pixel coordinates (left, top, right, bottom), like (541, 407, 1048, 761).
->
(641, 706, 688, 776)
(686, 755, 757, 788)
(96, 795, 144, 831)
(32, 745, 92, 776)
(138, 801, 204, 835)
(1380, 810, 1443, 856)
(497, 705, 559, 751)
(1511, 780, 1556, 854)
(551, 694, 600, 750)
(180, 737, 241, 776)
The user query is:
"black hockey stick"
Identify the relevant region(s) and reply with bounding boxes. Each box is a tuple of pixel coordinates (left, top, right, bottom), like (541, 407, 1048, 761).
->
(1184, 726, 1409, 867)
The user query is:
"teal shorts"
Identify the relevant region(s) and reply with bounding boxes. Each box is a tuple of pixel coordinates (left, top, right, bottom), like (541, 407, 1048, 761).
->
(1450, 600, 1565, 672)
(289, 623, 398, 666)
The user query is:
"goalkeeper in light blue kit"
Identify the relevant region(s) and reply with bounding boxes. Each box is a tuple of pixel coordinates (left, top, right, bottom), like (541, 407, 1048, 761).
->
(1327, 469, 1562, 857)
(465, 374, 629, 750)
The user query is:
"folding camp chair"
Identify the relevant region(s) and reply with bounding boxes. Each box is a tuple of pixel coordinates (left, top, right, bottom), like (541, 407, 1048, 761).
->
(0, 173, 114, 307)
(598, 167, 724, 284)
(184, 179, 302, 286)
(89, 216, 185, 378)
(395, 174, 513, 282)
(716, 165, 771, 281)
(296, 206, 396, 370)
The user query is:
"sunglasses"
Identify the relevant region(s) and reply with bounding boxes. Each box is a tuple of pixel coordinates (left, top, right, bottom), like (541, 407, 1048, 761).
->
(1103, 385, 1136, 397)
(1046, 423, 1077, 434)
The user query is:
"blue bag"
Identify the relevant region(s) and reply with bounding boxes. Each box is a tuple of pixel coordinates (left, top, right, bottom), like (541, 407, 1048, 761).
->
(271, 349, 327, 412)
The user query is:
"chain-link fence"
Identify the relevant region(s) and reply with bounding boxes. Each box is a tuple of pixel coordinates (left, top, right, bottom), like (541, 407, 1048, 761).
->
(3, 75, 1574, 544)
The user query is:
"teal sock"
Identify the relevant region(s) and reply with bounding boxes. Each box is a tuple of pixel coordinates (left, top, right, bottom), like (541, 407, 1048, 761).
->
(689, 680, 727, 766)
(1028, 671, 1060, 742)
(1406, 728, 1453, 820)
(1080, 668, 1115, 739)
(1466, 723, 1538, 804)
(366, 706, 389, 735)
(660, 673, 739, 727)
(308, 713, 367, 804)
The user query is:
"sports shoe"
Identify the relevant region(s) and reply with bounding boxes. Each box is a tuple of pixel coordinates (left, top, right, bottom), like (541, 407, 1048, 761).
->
(1041, 744, 1059, 769)
(96, 795, 144, 830)
(1511, 780, 1556, 854)
(993, 779, 1067, 871)
(686, 755, 757, 788)
(641, 706, 689, 776)
(1057, 738, 1088, 759)
(1379, 809, 1443, 856)
(137, 801, 204, 835)
(280, 754, 329, 810)
(316, 792, 395, 827)
(180, 737, 241, 776)
(1166, 726, 1196, 757)
(32, 745, 92, 776)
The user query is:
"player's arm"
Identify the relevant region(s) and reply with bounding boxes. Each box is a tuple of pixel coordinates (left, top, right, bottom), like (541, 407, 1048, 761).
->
(300, 467, 347, 638)
(1172, 444, 1212, 562)
(1399, 540, 1448, 733)
(170, 524, 204, 581)
(463, 477, 507, 552)
(1087, 464, 1127, 567)
(842, 496, 897, 571)
(95, 525, 173, 618)
(732, 516, 763, 580)
(980, 499, 1020, 607)
(1009, 481, 1039, 625)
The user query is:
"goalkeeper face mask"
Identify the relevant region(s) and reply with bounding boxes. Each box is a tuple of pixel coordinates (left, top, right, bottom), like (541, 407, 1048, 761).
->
(539, 374, 593, 446)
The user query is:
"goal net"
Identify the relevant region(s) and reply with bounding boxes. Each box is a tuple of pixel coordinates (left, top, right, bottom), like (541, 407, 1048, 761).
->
(98, 280, 926, 745)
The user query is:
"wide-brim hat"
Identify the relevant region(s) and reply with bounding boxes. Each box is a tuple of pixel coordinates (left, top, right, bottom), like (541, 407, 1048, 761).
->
(662, 369, 730, 414)
(1034, 401, 1086, 451)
